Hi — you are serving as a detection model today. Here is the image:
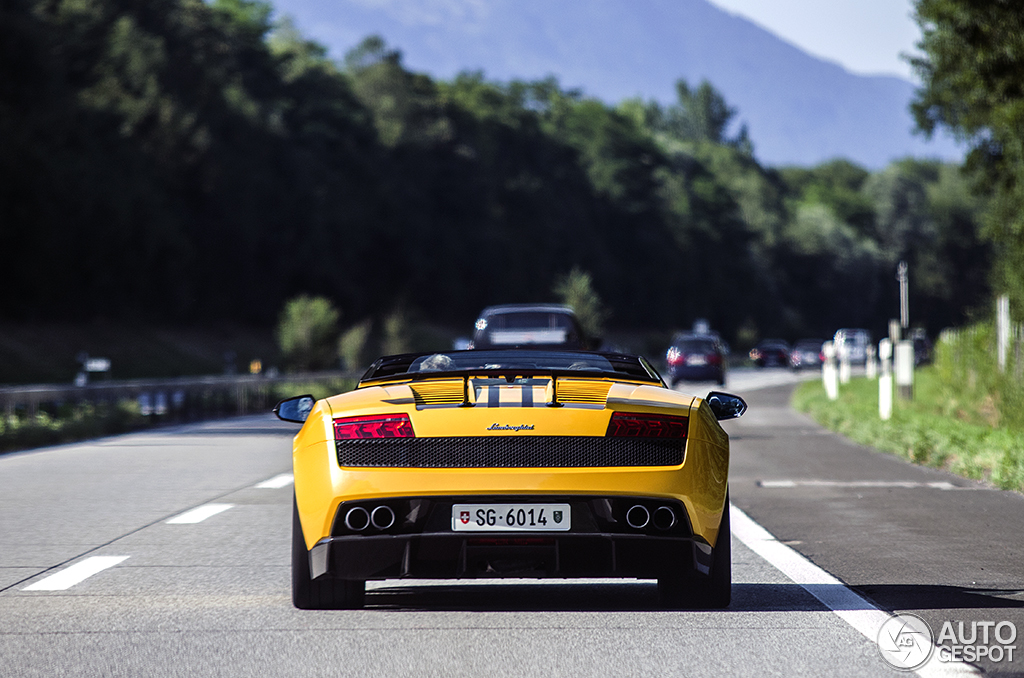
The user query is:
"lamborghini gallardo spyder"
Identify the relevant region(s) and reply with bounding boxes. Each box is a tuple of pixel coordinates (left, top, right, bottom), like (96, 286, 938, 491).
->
(274, 349, 746, 609)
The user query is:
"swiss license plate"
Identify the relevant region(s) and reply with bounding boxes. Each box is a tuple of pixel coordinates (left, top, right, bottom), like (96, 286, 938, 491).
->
(452, 503, 571, 532)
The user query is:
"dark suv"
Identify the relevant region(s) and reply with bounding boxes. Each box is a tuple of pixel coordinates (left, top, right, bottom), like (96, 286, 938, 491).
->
(665, 333, 727, 386)
(469, 304, 591, 350)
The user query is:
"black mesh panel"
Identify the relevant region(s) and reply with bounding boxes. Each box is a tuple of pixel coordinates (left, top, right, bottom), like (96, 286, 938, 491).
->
(336, 436, 684, 468)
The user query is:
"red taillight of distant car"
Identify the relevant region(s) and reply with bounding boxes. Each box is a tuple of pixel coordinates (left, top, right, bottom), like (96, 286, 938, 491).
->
(334, 414, 415, 440)
(666, 347, 683, 365)
(707, 353, 723, 366)
(606, 412, 688, 438)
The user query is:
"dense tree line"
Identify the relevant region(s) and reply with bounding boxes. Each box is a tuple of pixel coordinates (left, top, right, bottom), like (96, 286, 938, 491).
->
(910, 0, 1024, 320)
(0, 0, 993, 346)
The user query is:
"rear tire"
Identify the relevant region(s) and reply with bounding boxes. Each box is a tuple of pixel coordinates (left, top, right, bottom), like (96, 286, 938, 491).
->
(292, 496, 365, 609)
(658, 491, 731, 609)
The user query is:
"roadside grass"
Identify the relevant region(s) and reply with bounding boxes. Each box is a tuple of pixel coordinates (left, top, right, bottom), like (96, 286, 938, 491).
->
(792, 369, 1024, 492)
(0, 377, 358, 455)
(0, 401, 146, 454)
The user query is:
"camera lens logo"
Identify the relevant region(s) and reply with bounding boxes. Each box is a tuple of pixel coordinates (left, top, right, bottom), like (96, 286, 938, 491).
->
(878, 614, 934, 671)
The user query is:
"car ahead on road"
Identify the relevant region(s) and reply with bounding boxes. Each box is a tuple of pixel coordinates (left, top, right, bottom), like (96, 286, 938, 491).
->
(749, 339, 790, 367)
(833, 328, 872, 365)
(469, 304, 592, 350)
(275, 348, 746, 610)
(789, 339, 826, 370)
(666, 333, 727, 386)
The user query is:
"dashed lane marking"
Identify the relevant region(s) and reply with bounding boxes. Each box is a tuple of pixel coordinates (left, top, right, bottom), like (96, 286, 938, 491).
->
(254, 473, 294, 489)
(165, 503, 234, 524)
(23, 556, 129, 591)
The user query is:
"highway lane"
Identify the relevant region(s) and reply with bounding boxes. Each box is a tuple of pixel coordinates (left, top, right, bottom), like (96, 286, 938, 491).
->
(0, 370, 1018, 676)
(728, 380, 1024, 677)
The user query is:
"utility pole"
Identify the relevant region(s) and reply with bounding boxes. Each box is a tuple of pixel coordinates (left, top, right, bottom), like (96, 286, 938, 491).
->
(894, 260, 913, 400)
(897, 260, 909, 331)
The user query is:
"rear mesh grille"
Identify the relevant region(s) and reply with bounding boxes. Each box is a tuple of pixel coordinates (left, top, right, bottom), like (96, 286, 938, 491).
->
(336, 436, 684, 468)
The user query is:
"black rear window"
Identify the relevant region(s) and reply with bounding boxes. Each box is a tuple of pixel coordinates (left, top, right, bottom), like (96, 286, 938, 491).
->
(675, 339, 717, 352)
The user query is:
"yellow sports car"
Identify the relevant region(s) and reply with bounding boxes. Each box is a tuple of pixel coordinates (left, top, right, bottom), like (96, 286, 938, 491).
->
(274, 349, 745, 609)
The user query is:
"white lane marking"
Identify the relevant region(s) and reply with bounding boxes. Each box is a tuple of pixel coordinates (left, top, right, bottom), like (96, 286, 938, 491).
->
(732, 505, 978, 677)
(166, 503, 234, 524)
(255, 473, 294, 489)
(23, 556, 129, 591)
(758, 480, 969, 490)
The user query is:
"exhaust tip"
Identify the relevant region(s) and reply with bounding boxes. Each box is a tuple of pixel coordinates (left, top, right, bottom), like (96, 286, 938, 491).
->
(653, 506, 676, 530)
(371, 505, 396, 530)
(344, 506, 370, 531)
(626, 504, 650, 529)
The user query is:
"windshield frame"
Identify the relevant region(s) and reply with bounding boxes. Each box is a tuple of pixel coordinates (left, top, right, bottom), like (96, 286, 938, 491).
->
(359, 349, 664, 386)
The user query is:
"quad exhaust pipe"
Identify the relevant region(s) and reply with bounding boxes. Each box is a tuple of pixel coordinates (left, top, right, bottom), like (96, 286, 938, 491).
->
(626, 504, 677, 531)
(344, 505, 396, 532)
(371, 505, 395, 530)
(344, 506, 370, 531)
(626, 505, 650, 529)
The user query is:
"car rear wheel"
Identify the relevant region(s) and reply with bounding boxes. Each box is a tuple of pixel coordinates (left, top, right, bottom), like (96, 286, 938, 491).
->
(292, 496, 365, 609)
(658, 491, 731, 609)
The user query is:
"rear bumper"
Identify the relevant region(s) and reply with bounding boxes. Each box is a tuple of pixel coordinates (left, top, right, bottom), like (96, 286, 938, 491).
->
(668, 365, 724, 382)
(309, 532, 712, 580)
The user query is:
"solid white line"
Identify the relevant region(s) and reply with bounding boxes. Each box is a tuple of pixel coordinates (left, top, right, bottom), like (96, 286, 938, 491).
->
(23, 556, 129, 591)
(166, 503, 234, 524)
(731, 505, 978, 677)
(758, 480, 965, 490)
(255, 473, 294, 489)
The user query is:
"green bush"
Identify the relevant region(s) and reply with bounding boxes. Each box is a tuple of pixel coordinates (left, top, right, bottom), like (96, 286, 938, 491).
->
(276, 295, 341, 371)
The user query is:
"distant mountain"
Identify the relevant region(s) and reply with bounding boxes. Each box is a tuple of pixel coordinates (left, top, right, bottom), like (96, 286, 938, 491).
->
(268, 0, 961, 168)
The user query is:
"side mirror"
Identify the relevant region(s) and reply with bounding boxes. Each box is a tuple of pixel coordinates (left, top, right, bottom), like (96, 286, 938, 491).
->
(706, 391, 747, 421)
(274, 395, 316, 423)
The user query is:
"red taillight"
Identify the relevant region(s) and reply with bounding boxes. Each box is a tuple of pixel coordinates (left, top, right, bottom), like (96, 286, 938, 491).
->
(606, 412, 688, 438)
(707, 353, 723, 366)
(334, 414, 415, 439)
(666, 347, 682, 365)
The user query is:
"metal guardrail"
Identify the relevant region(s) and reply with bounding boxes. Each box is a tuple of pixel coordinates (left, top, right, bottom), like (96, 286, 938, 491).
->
(0, 371, 360, 420)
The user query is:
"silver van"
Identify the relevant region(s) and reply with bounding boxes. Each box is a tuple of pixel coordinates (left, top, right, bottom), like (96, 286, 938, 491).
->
(833, 328, 872, 365)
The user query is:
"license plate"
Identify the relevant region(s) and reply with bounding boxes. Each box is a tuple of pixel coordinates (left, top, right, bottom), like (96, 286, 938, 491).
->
(686, 355, 707, 366)
(452, 503, 571, 531)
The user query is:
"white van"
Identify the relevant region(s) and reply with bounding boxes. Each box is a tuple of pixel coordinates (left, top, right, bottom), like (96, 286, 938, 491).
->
(833, 328, 872, 365)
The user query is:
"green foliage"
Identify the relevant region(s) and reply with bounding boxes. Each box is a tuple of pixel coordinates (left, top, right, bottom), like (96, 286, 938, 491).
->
(793, 371, 1024, 492)
(0, 0, 996, 352)
(933, 322, 1024, 431)
(553, 268, 609, 340)
(910, 0, 1024, 315)
(382, 309, 410, 356)
(276, 295, 340, 371)
(337, 319, 372, 371)
(0, 401, 145, 454)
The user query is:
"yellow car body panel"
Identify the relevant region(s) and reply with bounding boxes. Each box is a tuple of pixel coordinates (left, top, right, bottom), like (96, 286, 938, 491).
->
(292, 376, 729, 551)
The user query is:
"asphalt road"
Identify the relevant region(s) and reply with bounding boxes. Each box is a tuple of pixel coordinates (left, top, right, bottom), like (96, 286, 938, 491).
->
(1, 368, 1022, 677)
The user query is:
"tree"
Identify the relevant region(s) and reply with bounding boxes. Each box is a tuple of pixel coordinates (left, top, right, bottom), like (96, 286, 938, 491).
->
(553, 268, 609, 341)
(910, 0, 1024, 315)
(277, 295, 340, 371)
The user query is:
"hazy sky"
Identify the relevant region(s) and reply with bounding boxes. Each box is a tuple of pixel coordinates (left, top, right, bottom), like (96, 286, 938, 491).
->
(707, 0, 922, 79)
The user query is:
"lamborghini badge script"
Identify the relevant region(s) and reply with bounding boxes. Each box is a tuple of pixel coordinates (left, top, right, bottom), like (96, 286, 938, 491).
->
(487, 423, 535, 431)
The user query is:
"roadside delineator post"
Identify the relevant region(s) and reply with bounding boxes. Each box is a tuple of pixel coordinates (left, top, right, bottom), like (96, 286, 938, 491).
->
(895, 340, 914, 400)
(838, 342, 852, 384)
(879, 338, 893, 421)
(822, 341, 839, 401)
(997, 294, 1010, 373)
(866, 345, 877, 379)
